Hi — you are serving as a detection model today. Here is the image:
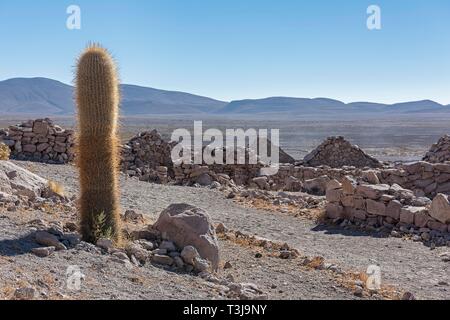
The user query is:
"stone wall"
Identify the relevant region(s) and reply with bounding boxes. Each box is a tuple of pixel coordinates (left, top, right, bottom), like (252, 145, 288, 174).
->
(303, 136, 382, 168)
(379, 162, 450, 198)
(423, 135, 450, 163)
(0, 119, 74, 164)
(120, 130, 175, 182)
(325, 178, 450, 236)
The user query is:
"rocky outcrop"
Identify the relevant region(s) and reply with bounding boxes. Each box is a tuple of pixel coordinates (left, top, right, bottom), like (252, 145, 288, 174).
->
(0, 119, 74, 164)
(423, 135, 450, 163)
(303, 136, 382, 168)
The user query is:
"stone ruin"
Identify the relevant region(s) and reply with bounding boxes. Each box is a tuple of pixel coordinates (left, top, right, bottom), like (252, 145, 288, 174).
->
(303, 136, 382, 169)
(326, 177, 450, 242)
(121, 130, 175, 183)
(0, 119, 75, 164)
(423, 135, 450, 163)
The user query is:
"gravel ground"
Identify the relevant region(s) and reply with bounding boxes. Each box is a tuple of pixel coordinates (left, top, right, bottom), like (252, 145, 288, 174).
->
(10, 161, 450, 300)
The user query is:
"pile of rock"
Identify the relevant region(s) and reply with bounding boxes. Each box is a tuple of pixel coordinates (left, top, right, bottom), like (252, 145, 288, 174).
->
(423, 135, 450, 163)
(0, 119, 74, 164)
(303, 136, 382, 168)
(121, 130, 175, 182)
(326, 178, 450, 238)
(125, 203, 220, 272)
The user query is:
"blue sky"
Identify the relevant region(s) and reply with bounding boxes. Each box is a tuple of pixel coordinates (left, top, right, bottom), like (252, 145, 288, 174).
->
(0, 0, 449, 104)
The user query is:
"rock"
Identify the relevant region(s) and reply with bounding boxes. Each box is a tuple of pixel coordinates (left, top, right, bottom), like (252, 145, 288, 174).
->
(96, 238, 113, 251)
(35, 231, 66, 251)
(326, 203, 344, 219)
(123, 209, 145, 223)
(342, 176, 357, 195)
(400, 207, 427, 225)
(193, 257, 210, 272)
(159, 240, 177, 251)
(215, 223, 228, 234)
(284, 176, 302, 192)
(31, 246, 55, 257)
(429, 194, 450, 224)
(153, 203, 220, 271)
(152, 254, 174, 266)
(386, 200, 402, 220)
(126, 243, 150, 263)
(0, 161, 48, 199)
(14, 287, 36, 300)
(362, 170, 380, 184)
(356, 184, 390, 200)
(196, 173, 213, 186)
(224, 261, 233, 269)
(366, 199, 386, 216)
(326, 188, 343, 203)
(326, 179, 342, 191)
(401, 292, 416, 300)
(303, 175, 331, 195)
(173, 256, 185, 268)
(181, 245, 200, 265)
(252, 176, 269, 189)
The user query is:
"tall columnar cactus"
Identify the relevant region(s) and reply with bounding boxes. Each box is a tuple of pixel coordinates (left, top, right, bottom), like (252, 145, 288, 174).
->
(75, 45, 121, 243)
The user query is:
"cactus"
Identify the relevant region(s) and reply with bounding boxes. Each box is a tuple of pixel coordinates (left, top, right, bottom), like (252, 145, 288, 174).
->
(75, 45, 121, 244)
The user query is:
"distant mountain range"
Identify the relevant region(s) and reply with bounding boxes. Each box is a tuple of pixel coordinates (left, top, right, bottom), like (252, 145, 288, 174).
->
(0, 77, 449, 117)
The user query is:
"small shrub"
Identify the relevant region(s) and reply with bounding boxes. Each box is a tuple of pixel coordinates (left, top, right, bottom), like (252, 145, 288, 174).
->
(48, 180, 65, 197)
(0, 142, 10, 160)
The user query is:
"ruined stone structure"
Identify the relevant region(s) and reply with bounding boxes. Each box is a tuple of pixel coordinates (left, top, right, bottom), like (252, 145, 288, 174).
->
(326, 178, 450, 236)
(303, 136, 382, 168)
(0, 119, 74, 164)
(120, 130, 175, 183)
(423, 135, 450, 163)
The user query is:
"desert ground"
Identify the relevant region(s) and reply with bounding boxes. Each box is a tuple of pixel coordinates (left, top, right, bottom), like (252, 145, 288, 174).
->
(0, 116, 449, 300)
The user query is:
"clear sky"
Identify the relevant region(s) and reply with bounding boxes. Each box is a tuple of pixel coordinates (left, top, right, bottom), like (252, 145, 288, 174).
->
(0, 0, 449, 104)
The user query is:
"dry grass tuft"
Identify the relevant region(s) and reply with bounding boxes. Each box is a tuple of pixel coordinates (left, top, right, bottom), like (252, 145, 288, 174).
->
(0, 142, 10, 160)
(48, 180, 65, 197)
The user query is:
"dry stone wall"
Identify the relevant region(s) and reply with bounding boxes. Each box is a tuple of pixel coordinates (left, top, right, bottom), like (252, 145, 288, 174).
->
(0, 119, 74, 164)
(326, 178, 450, 236)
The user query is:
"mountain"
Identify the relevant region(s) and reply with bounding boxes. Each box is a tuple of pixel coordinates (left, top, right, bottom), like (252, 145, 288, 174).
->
(0, 77, 448, 117)
(0, 78, 227, 116)
(215, 97, 450, 116)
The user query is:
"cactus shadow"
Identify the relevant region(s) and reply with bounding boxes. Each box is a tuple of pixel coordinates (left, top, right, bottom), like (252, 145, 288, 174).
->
(0, 231, 42, 257)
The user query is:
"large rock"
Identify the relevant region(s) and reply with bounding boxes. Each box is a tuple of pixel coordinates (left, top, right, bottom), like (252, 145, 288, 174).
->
(153, 203, 220, 271)
(429, 193, 450, 224)
(303, 175, 330, 195)
(0, 161, 48, 199)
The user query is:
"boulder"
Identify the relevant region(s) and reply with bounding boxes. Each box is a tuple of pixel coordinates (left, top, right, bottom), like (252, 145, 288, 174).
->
(303, 175, 330, 195)
(153, 203, 220, 270)
(429, 194, 450, 224)
(0, 161, 48, 199)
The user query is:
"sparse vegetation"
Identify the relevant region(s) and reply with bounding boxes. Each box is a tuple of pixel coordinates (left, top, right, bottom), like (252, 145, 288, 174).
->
(0, 142, 10, 160)
(48, 180, 65, 198)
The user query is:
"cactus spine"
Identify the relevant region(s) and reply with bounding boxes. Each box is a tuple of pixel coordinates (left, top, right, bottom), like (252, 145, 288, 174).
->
(75, 45, 121, 243)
